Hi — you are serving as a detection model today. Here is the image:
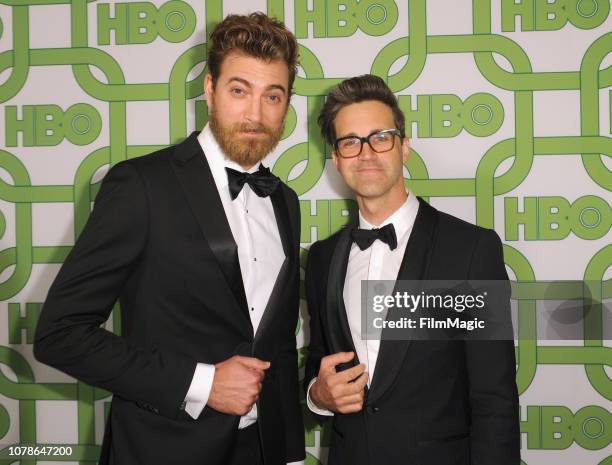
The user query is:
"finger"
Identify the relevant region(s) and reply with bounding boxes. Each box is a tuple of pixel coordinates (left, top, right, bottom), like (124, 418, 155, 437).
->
(247, 369, 265, 383)
(335, 363, 366, 383)
(336, 393, 364, 406)
(236, 356, 271, 371)
(246, 378, 262, 394)
(320, 352, 355, 371)
(339, 402, 365, 414)
(352, 371, 369, 390)
(338, 377, 367, 397)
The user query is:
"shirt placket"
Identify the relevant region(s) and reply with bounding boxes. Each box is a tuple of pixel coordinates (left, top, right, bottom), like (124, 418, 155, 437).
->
(238, 188, 256, 318)
(365, 241, 385, 384)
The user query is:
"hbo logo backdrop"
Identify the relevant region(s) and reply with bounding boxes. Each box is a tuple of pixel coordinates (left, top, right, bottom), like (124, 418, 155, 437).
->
(0, 1, 610, 464)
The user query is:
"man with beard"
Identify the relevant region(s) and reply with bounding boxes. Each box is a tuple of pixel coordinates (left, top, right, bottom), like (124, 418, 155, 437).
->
(34, 13, 305, 465)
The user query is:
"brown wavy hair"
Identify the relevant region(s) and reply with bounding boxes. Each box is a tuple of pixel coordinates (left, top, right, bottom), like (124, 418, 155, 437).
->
(208, 12, 299, 95)
(318, 74, 406, 146)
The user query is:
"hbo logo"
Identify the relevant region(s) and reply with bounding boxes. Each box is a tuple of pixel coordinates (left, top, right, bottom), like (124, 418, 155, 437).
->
(97, 1, 196, 45)
(5, 104, 102, 147)
(295, 0, 398, 38)
(399, 93, 505, 138)
(502, 0, 610, 31)
(505, 196, 611, 241)
(521, 405, 611, 450)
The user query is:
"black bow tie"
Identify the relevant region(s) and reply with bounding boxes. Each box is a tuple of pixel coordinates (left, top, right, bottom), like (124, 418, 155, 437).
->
(351, 223, 398, 251)
(226, 165, 280, 200)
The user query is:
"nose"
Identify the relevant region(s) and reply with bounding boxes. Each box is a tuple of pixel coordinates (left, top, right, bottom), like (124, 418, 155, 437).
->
(245, 95, 262, 123)
(358, 140, 377, 161)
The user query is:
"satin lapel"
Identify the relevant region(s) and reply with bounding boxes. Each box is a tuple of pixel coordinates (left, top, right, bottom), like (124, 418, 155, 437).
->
(326, 224, 359, 365)
(170, 132, 250, 324)
(254, 186, 294, 341)
(367, 198, 438, 404)
(269, 186, 292, 258)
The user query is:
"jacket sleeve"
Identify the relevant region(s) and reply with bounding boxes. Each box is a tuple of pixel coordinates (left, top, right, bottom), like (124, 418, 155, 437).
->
(34, 161, 196, 420)
(303, 241, 333, 424)
(465, 228, 521, 465)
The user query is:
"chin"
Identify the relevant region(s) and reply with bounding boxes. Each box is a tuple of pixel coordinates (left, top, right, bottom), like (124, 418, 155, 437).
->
(349, 179, 386, 194)
(354, 186, 389, 199)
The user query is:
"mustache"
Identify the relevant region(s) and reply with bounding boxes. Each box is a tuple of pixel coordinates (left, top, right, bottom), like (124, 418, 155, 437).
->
(236, 123, 270, 134)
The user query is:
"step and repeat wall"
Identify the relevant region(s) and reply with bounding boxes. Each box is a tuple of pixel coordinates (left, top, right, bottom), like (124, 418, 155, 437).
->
(0, 0, 610, 464)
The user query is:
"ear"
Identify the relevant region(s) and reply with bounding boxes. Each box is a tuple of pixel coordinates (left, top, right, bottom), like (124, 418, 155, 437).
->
(204, 74, 214, 110)
(331, 149, 339, 169)
(401, 137, 410, 164)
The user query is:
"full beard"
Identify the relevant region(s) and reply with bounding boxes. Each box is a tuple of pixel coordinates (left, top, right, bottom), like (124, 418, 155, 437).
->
(209, 111, 284, 168)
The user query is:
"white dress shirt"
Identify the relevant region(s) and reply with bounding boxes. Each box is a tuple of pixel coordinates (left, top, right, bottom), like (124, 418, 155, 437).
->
(182, 124, 284, 427)
(307, 192, 420, 416)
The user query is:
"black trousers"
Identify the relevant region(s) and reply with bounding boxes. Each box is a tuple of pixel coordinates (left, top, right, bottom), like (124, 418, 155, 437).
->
(228, 423, 264, 465)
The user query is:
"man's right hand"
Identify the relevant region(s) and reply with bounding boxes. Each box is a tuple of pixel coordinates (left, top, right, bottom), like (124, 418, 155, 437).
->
(207, 355, 270, 416)
(310, 352, 368, 414)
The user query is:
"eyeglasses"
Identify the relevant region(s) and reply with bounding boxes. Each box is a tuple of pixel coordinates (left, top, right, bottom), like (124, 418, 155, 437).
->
(334, 129, 402, 159)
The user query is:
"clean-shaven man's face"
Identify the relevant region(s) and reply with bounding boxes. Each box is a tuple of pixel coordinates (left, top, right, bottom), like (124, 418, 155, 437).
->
(204, 52, 289, 169)
(332, 100, 409, 202)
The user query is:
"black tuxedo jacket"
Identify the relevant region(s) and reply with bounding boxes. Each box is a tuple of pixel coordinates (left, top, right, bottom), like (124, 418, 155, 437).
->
(34, 132, 305, 465)
(305, 197, 520, 465)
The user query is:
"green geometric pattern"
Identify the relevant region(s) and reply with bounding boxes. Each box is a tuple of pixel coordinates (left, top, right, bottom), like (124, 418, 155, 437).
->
(0, 1, 610, 464)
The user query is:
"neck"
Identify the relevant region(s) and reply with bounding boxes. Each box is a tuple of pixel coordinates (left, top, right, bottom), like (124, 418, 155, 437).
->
(239, 162, 256, 171)
(357, 189, 408, 227)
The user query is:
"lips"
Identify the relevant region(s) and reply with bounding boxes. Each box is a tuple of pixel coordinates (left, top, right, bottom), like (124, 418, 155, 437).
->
(239, 127, 268, 136)
(356, 166, 383, 173)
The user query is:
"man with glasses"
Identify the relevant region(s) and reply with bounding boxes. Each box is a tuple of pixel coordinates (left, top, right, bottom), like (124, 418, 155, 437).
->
(304, 75, 520, 465)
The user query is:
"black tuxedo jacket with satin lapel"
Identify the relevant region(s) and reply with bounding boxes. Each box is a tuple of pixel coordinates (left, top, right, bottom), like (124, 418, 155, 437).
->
(305, 197, 520, 465)
(34, 132, 305, 465)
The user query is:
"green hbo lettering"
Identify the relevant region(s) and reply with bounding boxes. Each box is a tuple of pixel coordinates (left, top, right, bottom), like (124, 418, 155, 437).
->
(399, 93, 504, 138)
(521, 406, 611, 450)
(294, 0, 398, 38)
(5, 104, 102, 147)
(97, 0, 196, 45)
(502, 0, 610, 31)
(505, 196, 611, 240)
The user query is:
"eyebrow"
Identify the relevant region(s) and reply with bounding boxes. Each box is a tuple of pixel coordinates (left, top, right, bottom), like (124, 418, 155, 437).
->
(337, 128, 386, 138)
(226, 77, 287, 95)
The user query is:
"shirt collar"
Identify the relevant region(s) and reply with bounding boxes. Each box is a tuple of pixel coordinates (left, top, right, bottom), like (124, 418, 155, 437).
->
(197, 124, 260, 190)
(358, 190, 419, 240)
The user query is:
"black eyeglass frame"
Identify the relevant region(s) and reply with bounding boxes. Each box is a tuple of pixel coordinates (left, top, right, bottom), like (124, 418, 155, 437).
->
(333, 128, 403, 159)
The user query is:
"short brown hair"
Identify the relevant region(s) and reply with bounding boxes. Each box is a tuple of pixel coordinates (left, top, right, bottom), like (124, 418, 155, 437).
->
(318, 74, 406, 146)
(208, 12, 299, 95)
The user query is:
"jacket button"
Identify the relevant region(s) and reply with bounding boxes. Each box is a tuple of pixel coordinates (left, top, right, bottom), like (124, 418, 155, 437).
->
(367, 406, 379, 414)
